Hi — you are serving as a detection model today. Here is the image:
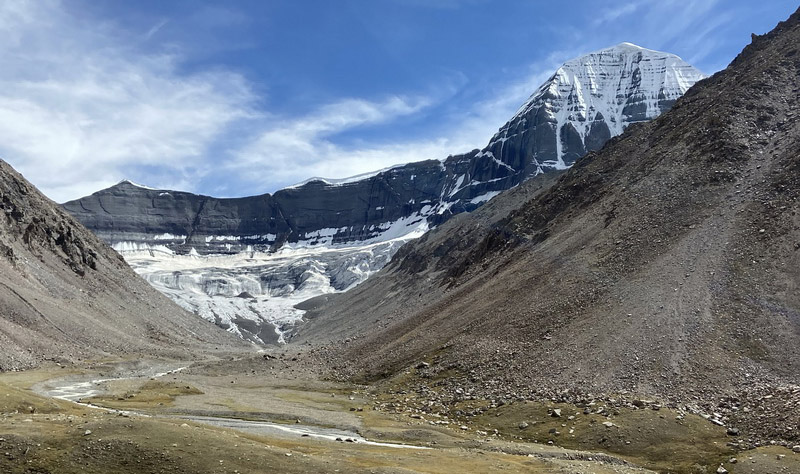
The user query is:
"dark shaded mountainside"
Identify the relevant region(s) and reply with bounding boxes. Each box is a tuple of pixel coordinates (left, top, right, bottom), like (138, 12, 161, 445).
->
(63, 44, 703, 255)
(0, 160, 251, 370)
(298, 8, 800, 438)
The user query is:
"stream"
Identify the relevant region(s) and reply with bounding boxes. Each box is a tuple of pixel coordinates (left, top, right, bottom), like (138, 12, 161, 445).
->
(34, 365, 427, 450)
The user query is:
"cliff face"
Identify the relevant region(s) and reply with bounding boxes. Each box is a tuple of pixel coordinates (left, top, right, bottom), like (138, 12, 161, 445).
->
(63, 43, 704, 257)
(64, 160, 448, 255)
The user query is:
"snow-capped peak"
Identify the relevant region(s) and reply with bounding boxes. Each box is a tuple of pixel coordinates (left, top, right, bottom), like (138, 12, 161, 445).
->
(502, 42, 705, 169)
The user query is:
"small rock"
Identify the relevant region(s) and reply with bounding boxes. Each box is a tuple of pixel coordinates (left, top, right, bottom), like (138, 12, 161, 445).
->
(726, 427, 740, 436)
(460, 425, 468, 430)
(793, 445, 800, 453)
(729, 458, 737, 464)
(83, 430, 92, 436)
(716, 465, 728, 474)
(551, 409, 562, 418)
(602, 421, 614, 428)
(518, 422, 529, 430)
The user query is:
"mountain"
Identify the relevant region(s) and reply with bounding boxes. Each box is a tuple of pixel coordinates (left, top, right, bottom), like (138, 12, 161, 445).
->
(65, 43, 703, 257)
(297, 8, 800, 441)
(62, 44, 704, 343)
(0, 159, 250, 371)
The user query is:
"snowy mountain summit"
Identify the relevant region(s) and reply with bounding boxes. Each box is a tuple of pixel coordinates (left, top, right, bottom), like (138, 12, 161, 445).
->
(487, 42, 706, 174)
(64, 43, 705, 344)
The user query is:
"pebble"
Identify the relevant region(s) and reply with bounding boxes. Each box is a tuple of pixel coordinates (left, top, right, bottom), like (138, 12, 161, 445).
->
(518, 422, 529, 430)
(716, 465, 728, 474)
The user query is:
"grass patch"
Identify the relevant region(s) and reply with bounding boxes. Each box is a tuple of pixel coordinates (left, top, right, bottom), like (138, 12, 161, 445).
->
(470, 400, 734, 473)
(87, 380, 203, 409)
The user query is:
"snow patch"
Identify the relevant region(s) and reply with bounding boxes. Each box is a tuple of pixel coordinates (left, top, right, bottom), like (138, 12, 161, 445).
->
(284, 163, 407, 189)
(469, 191, 501, 205)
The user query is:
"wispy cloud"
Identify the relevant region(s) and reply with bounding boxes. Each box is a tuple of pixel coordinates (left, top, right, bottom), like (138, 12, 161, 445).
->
(592, 1, 642, 26)
(144, 18, 169, 40)
(226, 95, 441, 187)
(0, 0, 255, 202)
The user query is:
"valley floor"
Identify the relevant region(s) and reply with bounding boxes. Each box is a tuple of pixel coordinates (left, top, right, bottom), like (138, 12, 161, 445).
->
(0, 354, 797, 474)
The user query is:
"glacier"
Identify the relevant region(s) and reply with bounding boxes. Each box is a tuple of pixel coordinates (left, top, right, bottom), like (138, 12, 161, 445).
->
(116, 214, 430, 344)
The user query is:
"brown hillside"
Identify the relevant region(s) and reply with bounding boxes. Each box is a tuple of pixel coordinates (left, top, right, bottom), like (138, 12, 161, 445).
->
(0, 160, 252, 370)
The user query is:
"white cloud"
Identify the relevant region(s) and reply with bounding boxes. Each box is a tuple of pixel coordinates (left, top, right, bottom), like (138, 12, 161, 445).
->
(0, 0, 255, 202)
(227, 95, 440, 186)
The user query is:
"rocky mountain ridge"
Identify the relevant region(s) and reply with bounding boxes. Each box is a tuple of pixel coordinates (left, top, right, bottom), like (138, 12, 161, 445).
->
(0, 160, 251, 370)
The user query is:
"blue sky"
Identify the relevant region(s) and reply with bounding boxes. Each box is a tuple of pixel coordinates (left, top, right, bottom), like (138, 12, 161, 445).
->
(0, 0, 796, 202)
